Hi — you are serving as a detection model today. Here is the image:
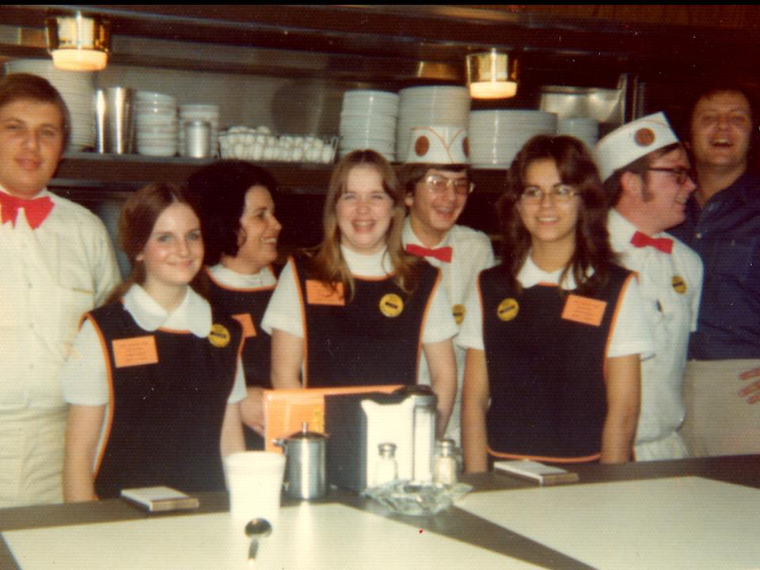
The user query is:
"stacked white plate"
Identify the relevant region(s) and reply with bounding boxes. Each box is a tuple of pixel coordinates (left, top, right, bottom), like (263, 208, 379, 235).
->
(135, 91, 177, 157)
(3, 59, 95, 152)
(469, 110, 558, 169)
(178, 104, 220, 158)
(339, 90, 399, 162)
(557, 117, 599, 150)
(396, 86, 470, 163)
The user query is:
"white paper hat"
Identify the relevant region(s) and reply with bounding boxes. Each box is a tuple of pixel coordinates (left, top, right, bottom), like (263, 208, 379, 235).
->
(405, 125, 469, 164)
(594, 112, 680, 182)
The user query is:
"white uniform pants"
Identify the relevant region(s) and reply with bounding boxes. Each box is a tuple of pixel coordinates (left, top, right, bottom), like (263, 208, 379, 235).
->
(0, 407, 66, 507)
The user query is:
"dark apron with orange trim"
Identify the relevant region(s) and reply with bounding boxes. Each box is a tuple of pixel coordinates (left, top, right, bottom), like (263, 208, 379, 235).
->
(86, 302, 241, 498)
(479, 264, 632, 462)
(206, 268, 276, 450)
(292, 256, 439, 388)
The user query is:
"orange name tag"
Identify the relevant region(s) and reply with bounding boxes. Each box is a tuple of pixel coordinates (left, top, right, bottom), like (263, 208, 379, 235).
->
(306, 280, 345, 306)
(232, 313, 257, 338)
(112, 335, 159, 368)
(561, 294, 607, 327)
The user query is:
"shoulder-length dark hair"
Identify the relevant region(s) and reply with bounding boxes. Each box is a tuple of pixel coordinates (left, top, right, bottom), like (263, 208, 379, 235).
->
(187, 160, 278, 265)
(106, 182, 206, 303)
(308, 149, 422, 299)
(498, 135, 616, 295)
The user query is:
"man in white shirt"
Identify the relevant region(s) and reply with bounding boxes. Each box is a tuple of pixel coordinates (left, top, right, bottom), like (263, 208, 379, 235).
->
(596, 113, 704, 461)
(399, 125, 495, 446)
(0, 73, 120, 506)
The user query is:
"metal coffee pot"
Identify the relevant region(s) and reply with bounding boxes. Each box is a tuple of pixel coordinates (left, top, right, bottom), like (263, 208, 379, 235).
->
(275, 422, 328, 500)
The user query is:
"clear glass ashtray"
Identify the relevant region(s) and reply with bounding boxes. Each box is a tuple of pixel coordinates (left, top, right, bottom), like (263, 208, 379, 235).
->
(362, 480, 473, 516)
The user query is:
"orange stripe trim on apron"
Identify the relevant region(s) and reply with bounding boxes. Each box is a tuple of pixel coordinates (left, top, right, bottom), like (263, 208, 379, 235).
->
(88, 313, 115, 483)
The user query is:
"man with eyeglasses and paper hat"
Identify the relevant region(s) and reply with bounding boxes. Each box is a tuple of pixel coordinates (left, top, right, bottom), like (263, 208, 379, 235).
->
(596, 112, 704, 461)
(399, 125, 495, 447)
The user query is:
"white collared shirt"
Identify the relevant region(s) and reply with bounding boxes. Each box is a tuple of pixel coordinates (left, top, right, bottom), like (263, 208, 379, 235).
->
(0, 186, 121, 411)
(61, 285, 246, 406)
(402, 218, 495, 444)
(208, 263, 277, 290)
(608, 209, 704, 444)
(261, 245, 457, 344)
(458, 254, 654, 360)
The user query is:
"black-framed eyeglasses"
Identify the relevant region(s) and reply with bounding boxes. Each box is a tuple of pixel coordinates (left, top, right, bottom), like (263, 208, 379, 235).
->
(520, 184, 580, 204)
(646, 167, 694, 185)
(425, 174, 474, 196)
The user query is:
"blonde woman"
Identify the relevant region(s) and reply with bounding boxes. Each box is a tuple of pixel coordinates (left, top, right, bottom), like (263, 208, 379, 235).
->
(262, 150, 456, 437)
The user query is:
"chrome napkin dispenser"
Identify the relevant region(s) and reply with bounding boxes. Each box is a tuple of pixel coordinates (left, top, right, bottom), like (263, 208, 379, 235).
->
(325, 386, 437, 492)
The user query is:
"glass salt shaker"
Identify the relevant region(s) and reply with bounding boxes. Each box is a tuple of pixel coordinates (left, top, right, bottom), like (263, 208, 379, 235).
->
(374, 442, 398, 486)
(434, 439, 458, 486)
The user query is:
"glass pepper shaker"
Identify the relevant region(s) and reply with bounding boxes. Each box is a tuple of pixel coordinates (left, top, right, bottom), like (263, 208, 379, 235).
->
(374, 442, 398, 486)
(434, 439, 458, 486)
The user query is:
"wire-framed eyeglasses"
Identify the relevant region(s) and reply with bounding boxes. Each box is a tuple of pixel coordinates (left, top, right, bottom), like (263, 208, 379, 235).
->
(520, 184, 580, 204)
(425, 174, 474, 196)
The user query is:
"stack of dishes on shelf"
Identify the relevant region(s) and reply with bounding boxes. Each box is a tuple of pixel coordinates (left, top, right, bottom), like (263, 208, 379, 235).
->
(468, 110, 558, 169)
(396, 86, 471, 163)
(339, 90, 399, 162)
(557, 117, 600, 150)
(3, 58, 95, 152)
(134, 91, 177, 157)
(178, 104, 220, 158)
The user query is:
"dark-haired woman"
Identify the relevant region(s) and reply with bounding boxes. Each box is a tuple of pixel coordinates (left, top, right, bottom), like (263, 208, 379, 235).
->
(188, 161, 282, 449)
(60, 183, 246, 501)
(460, 136, 653, 472)
(262, 150, 457, 437)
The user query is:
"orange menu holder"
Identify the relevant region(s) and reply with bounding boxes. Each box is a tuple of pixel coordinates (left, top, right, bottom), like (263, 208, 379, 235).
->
(263, 385, 403, 452)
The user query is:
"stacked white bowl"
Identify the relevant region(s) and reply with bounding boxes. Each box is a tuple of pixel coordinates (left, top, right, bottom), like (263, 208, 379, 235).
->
(339, 90, 399, 162)
(135, 91, 177, 157)
(178, 104, 220, 158)
(469, 110, 558, 169)
(4, 58, 95, 152)
(557, 117, 599, 150)
(396, 86, 470, 163)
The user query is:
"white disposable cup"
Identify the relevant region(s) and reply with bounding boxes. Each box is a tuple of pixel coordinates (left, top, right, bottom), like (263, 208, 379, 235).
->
(224, 451, 286, 525)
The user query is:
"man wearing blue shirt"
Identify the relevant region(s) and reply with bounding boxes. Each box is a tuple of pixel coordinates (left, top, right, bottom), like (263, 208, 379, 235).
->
(670, 84, 760, 456)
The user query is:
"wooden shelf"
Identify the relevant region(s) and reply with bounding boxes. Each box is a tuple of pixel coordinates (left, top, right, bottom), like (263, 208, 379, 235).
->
(52, 152, 508, 196)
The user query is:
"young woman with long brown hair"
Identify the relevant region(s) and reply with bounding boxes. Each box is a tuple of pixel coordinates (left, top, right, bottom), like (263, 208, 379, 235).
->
(262, 150, 457, 436)
(60, 183, 246, 501)
(460, 135, 653, 471)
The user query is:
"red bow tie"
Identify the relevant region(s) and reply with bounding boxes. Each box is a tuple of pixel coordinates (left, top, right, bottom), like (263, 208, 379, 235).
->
(0, 192, 54, 229)
(405, 243, 453, 263)
(631, 231, 673, 254)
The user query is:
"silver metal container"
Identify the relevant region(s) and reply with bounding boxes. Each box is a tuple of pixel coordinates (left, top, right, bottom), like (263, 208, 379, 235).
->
(276, 422, 328, 500)
(184, 120, 212, 158)
(104, 87, 135, 154)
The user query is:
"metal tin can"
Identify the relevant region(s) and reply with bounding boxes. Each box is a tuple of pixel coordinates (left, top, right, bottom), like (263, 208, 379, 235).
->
(184, 120, 211, 158)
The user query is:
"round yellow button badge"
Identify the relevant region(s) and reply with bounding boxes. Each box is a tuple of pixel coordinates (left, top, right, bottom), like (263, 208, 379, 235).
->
(208, 323, 231, 348)
(379, 293, 404, 318)
(452, 304, 466, 325)
(497, 298, 519, 322)
(671, 275, 687, 295)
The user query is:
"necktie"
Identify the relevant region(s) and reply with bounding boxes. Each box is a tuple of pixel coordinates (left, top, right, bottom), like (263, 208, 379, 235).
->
(0, 192, 54, 229)
(405, 243, 453, 263)
(630, 231, 673, 254)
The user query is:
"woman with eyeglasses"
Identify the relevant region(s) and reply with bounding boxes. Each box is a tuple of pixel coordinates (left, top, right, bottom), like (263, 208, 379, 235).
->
(460, 135, 653, 472)
(261, 150, 457, 437)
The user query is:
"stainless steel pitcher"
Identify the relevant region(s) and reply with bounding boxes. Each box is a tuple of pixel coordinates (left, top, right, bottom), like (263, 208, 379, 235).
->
(275, 422, 328, 500)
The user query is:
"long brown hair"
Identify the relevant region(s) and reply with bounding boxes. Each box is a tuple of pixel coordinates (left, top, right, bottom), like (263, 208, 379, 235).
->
(307, 150, 422, 298)
(498, 135, 616, 295)
(106, 182, 207, 303)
